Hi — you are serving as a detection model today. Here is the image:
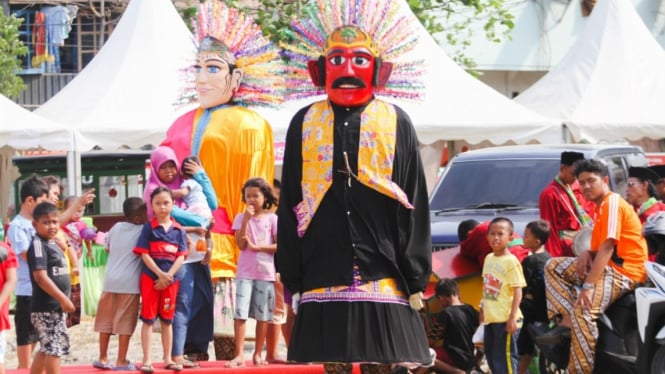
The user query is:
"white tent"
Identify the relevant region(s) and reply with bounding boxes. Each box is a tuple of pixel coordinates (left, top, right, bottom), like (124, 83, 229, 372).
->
(254, 0, 562, 147)
(1, 94, 73, 151)
(0, 93, 74, 223)
(35, 0, 196, 152)
(514, 0, 665, 143)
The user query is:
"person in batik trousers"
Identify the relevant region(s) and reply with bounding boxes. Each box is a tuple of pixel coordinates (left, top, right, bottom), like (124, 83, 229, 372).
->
(542, 159, 647, 374)
(277, 1, 432, 373)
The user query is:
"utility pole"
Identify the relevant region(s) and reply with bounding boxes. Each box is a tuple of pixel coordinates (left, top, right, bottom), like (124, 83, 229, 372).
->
(99, 0, 105, 48)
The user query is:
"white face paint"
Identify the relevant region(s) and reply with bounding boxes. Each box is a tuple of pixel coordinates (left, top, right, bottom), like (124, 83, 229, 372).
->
(194, 53, 242, 109)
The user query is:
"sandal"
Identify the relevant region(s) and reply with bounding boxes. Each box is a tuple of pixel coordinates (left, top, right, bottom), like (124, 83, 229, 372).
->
(139, 364, 154, 373)
(93, 360, 114, 370)
(113, 362, 138, 371)
(224, 359, 245, 368)
(266, 356, 287, 364)
(165, 362, 184, 371)
(178, 359, 200, 369)
(253, 356, 268, 366)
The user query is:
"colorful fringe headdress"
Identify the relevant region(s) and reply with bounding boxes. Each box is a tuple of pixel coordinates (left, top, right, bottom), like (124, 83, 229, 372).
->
(283, 0, 425, 101)
(190, 0, 285, 108)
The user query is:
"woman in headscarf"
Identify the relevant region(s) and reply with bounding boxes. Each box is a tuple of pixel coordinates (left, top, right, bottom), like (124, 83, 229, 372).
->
(144, 145, 218, 368)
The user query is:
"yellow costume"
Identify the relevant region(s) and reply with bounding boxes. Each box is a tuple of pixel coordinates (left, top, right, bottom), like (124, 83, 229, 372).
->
(163, 105, 274, 279)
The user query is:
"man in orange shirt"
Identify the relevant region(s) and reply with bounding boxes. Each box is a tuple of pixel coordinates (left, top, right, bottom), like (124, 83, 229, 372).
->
(541, 159, 647, 374)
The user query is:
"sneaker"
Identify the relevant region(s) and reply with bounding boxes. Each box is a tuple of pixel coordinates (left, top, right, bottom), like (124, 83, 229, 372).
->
(534, 325, 571, 346)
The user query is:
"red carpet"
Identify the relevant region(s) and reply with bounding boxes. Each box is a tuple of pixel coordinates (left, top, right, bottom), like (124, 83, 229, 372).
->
(7, 361, 364, 373)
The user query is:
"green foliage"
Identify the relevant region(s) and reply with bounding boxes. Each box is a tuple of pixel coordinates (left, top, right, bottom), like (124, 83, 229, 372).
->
(407, 0, 514, 76)
(225, 0, 301, 45)
(177, 0, 514, 74)
(0, 11, 26, 99)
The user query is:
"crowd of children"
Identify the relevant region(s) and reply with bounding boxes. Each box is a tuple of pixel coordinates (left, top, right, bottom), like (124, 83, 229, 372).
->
(0, 159, 560, 374)
(0, 154, 287, 374)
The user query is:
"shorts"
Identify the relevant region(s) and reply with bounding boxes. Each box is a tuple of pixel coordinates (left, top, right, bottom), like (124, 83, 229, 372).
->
(31, 311, 70, 357)
(0, 330, 6, 363)
(94, 292, 140, 336)
(15, 296, 37, 346)
(234, 279, 274, 322)
(517, 324, 537, 356)
(140, 273, 179, 323)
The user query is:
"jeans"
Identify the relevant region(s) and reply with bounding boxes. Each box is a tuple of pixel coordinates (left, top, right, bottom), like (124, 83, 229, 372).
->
(172, 261, 214, 356)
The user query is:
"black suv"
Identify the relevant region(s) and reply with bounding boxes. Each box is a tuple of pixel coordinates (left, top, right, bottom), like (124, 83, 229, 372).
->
(429, 144, 649, 252)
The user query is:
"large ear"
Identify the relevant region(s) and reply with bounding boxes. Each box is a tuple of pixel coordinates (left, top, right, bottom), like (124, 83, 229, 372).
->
(307, 57, 326, 87)
(376, 61, 393, 87)
(231, 68, 244, 92)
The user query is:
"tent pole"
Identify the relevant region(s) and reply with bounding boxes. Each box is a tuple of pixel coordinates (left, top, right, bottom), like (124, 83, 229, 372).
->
(66, 151, 82, 197)
(562, 124, 570, 144)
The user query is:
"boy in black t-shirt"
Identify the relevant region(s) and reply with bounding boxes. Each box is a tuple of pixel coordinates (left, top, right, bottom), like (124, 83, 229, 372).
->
(425, 278, 479, 374)
(517, 219, 552, 374)
(27, 202, 75, 374)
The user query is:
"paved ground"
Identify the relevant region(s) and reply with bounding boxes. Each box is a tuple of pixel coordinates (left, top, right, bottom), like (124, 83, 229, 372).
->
(4, 315, 284, 370)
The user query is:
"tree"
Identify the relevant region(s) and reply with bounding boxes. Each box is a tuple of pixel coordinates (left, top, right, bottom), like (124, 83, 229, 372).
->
(407, 0, 514, 74)
(0, 11, 26, 99)
(219, 0, 514, 74)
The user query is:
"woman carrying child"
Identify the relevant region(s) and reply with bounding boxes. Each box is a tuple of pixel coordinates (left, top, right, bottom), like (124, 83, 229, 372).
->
(143, 146, 218, 367)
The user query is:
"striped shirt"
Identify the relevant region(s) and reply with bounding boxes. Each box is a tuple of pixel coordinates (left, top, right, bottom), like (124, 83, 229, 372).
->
(590, 192, 647, 282)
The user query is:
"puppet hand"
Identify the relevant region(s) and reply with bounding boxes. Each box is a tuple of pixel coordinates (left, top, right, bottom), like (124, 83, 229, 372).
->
(292, 292, 301, 315)
(409, 292, 424, 311)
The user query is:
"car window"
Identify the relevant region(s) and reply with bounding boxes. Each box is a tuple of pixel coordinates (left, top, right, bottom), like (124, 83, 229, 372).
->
(602, 156, 628, 197)
(429, 159, 560, 211)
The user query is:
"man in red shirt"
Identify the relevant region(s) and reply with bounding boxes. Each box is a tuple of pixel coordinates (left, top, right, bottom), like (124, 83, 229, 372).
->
(539, 151, 594, 257)
(459, 220, 530, 266)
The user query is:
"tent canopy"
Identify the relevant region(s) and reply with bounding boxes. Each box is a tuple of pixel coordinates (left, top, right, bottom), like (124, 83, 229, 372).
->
(255, 0, 562, 146)
(1, 94, 73, 151)
(33, 0, 560, 150)
(514, 0, 665, 143)
(35, 0, 196, 152)
(0, 93, 74, 223)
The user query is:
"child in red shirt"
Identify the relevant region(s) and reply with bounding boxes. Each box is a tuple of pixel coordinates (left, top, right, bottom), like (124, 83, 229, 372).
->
(134, 187, 187, 372)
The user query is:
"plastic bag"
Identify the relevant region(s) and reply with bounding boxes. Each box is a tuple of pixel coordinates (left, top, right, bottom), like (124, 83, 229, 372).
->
(472, 324, 484, 346)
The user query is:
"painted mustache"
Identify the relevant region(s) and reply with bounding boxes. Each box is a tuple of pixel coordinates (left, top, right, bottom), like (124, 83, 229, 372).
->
(331, 77, 366, 88)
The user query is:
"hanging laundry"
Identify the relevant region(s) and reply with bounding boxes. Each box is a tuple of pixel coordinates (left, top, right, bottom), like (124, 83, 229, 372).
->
(31, 11, 54, 67)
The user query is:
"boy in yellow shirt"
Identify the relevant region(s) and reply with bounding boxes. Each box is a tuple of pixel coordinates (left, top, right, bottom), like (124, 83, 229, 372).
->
(480, 217, 526, 374)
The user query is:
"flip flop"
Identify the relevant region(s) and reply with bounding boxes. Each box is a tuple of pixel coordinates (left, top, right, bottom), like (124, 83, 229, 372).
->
(177, 359, 200, 369)
(224, 359, 245, 368)
(113, 362, 138, 371)
(165, 362, 183, 371)
(139, 364, 154, 373)
(253, 357, 268, 366)
(266, 356, 287, 364)
(92, 360, 115, 370)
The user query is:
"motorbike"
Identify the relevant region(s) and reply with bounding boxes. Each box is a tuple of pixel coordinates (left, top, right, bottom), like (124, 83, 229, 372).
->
(529, 215, 665, 374)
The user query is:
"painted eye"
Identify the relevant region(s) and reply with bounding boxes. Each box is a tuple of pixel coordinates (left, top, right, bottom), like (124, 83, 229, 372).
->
(193, 65, 202, 73)
(352, 56, 370, 66)
(207, 66, 221, 73)
(329, 55, 346, 65)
